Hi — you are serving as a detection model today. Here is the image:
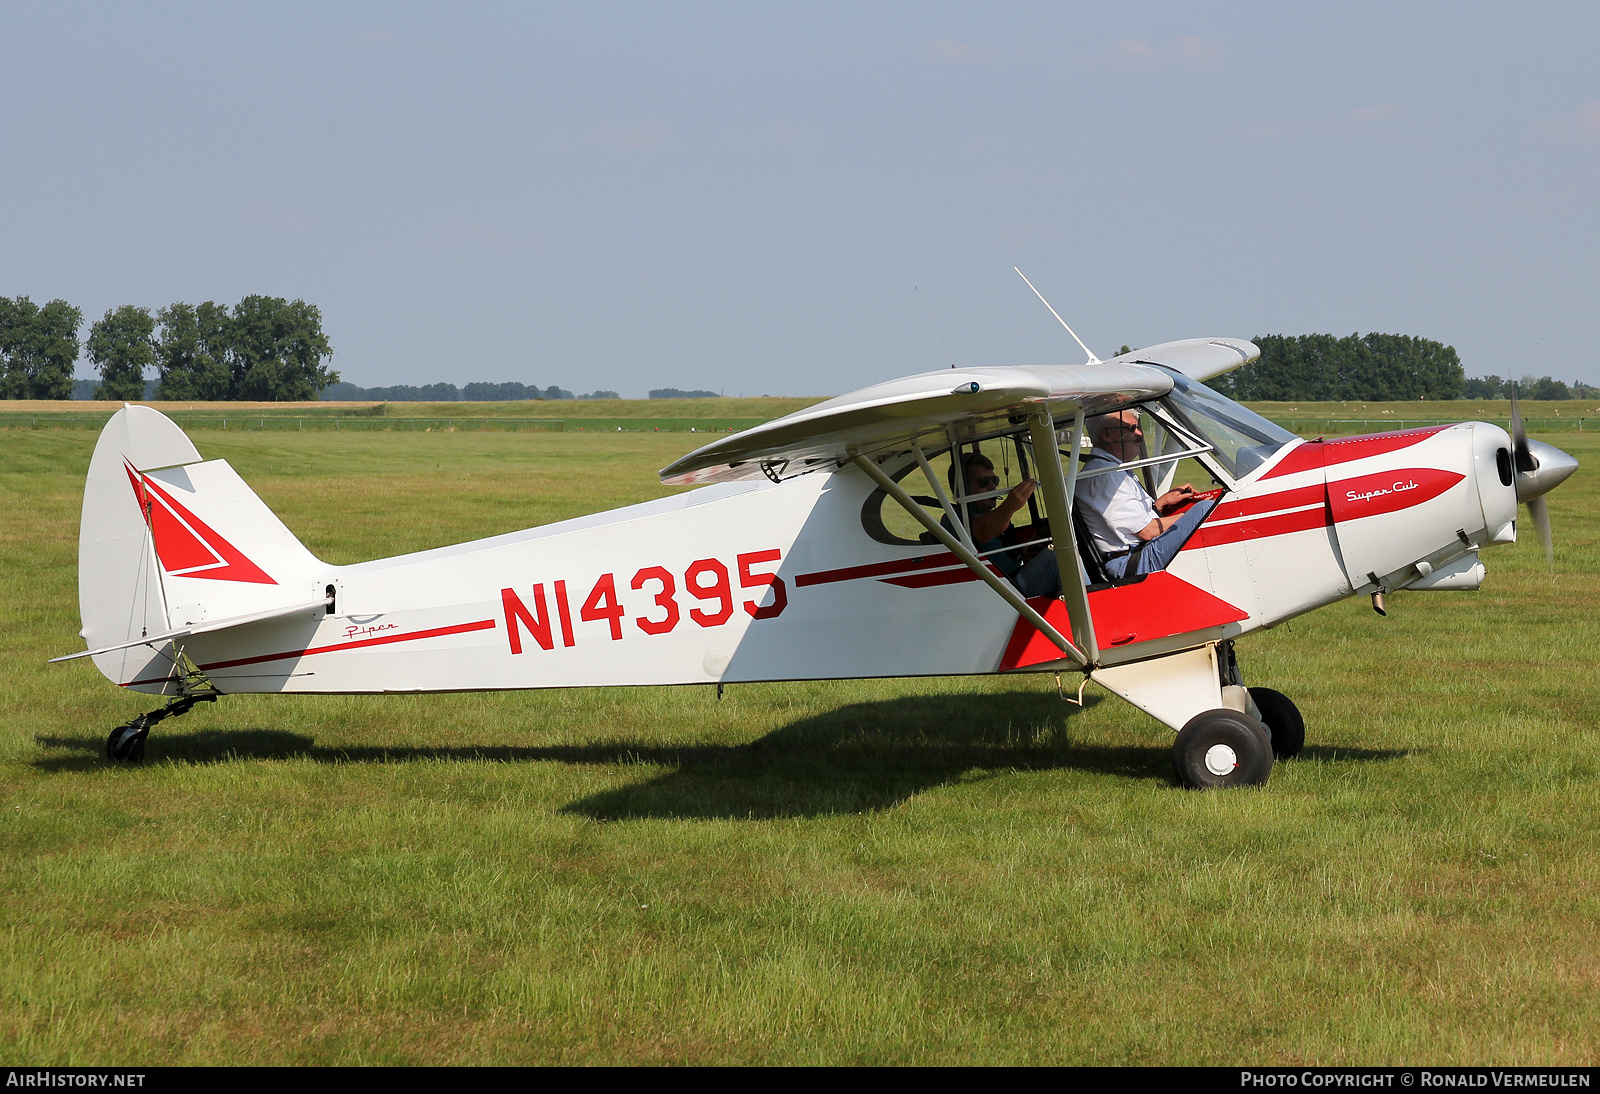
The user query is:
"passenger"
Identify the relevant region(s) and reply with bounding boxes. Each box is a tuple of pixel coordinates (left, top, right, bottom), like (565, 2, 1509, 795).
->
(1074, 410, 1216, 580)
(943, 453, 1061, 598)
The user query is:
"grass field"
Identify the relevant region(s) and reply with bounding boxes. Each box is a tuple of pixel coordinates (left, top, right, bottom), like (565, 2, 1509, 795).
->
(4, 395, 1595, 436)
(1, 422, 1597, 1065)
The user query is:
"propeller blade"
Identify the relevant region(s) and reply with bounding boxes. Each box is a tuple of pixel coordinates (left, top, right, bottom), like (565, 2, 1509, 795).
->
(1511, 383, 1537, 473)
(1528, 495, 1554, 571)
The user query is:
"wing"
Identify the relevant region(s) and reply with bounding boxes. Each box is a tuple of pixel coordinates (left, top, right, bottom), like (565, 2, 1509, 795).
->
(1106, 337, 1260, 382)
(659, 361, 1173, 486)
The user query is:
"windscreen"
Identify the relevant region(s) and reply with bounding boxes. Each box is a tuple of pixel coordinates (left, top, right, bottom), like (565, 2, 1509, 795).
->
(1156, 368, 1297, 478)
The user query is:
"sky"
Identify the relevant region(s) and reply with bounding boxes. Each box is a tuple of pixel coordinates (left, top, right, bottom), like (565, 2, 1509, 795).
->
(4, 1, 1598, 396)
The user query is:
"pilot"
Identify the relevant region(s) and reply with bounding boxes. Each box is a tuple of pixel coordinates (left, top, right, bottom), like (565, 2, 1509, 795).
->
(944, 454, 1061, 597)
(1074, 410, 1215, 580)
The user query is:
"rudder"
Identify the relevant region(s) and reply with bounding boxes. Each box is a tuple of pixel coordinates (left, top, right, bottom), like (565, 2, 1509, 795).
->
(79, 406, 325, 691)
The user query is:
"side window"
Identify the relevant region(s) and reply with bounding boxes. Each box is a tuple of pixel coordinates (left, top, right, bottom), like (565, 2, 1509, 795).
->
(858, 442, 1030, 547)
(860, 453, 945, 546)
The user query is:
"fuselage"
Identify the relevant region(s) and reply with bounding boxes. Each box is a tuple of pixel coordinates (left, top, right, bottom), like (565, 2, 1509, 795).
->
(125, 414, 1520, 698)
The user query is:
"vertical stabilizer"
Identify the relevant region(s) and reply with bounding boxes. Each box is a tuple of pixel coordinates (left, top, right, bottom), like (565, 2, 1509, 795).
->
(77, 406, 325, 691)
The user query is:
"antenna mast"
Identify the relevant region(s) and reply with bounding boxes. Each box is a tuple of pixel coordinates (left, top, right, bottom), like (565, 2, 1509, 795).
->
(1013, 267, 1101, 364)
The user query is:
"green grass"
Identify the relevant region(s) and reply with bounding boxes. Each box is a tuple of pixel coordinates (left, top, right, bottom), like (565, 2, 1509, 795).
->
(0, 396, 825, 435)
(1, 428, 1597, 1064)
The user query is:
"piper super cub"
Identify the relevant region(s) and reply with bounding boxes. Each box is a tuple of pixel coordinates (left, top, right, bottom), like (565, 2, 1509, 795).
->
(58, 334, 1578, 787)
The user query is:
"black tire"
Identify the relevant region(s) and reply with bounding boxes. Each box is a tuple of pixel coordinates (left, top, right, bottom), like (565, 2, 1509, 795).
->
(106, 721, 148, 763)
(106, 724, 134, 761)
(1172, 709, 1273, 789)
(1249, 687, 1305, 760)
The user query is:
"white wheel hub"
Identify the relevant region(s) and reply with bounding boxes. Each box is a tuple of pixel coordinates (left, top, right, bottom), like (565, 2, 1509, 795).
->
(1204, 743, 1239, 776)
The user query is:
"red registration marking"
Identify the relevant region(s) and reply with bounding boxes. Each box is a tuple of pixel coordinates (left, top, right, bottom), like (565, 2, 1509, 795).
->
(1261, 427, 1449, 480)
(502, 549, 788, 655)
(738, 549, 787, 619)
(998, 573, 1249, 671)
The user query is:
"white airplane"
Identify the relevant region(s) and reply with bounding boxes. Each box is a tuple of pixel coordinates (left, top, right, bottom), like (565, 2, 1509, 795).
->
(56, 337, 1577, 787)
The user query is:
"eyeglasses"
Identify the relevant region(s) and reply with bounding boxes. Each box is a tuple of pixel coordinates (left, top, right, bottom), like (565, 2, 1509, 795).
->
(972, 475, 1001, 489)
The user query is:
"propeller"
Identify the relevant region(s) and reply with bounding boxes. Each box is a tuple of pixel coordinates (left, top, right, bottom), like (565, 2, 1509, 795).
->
(1509, 384, 1579, 570)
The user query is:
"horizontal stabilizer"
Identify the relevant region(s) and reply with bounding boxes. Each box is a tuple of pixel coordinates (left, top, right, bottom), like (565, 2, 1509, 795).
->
(50, 596, 330, 663)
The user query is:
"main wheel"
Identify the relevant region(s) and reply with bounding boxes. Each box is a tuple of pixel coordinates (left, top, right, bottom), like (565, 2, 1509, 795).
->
(1173, 709, 1273, 789)
(1249, 687, 1305, 760)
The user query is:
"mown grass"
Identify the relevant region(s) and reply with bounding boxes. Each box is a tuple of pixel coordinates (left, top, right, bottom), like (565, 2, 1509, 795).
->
(1, 426, 1596, 1065)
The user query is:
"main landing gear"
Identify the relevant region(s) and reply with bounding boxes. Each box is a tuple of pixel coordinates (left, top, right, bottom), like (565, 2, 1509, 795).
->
(1173, 708, 1273, 789)
(1249, 686, 1305, 760)
(106, 692, 217, 762)
(1170, 642, 1306, 789)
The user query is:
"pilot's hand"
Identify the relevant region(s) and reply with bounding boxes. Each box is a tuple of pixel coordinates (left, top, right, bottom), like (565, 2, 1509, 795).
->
(1005, 479, 1038, 512)
(1156, 484, 1198, 514)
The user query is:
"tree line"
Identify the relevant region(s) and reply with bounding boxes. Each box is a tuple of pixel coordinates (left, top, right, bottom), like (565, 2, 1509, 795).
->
(320, 381, 620, 402)
(0, 294, 336, 401)
(1205, 333, 1594, 401)
(1460, 374, 1598, 400)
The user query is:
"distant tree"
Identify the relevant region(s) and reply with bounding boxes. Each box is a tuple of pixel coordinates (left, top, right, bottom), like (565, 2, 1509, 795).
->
(1211, 333, 1463, 401)
(543, 385, 574, 400)
(1524, 376, 1571, 400)
(154, 301, 234, 400)
(1459, 374, 1585, 400)
(229, 295, 337, 400)
(0, 296, 83, 399)
(1117, 345, 1132, 356)
(649, 387, 720, 399)
(356, 382, 459, 401)
(462, 381, 536, 401)
(580, 390, 620, 399)
(87, 305, 156, 401)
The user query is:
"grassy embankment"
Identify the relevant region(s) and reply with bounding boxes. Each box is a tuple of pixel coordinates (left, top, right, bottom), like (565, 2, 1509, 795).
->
(1, 425, 1597, 1064)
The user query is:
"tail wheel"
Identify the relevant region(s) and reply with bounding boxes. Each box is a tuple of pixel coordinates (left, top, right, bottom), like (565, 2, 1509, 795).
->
(1249, 687, 1305, 760)
(1173, 709, 1273, 789)
(106, 720, 149, 763)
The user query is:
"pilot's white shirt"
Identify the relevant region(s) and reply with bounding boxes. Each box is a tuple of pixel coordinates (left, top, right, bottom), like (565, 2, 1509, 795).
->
(1074, 447, 1157, 554)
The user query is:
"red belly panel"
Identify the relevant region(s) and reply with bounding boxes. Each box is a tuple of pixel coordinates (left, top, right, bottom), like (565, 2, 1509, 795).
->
(999, 572, 1249, 670)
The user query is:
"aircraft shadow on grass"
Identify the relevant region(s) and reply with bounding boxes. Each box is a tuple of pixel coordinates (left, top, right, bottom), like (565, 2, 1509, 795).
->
(34, 692, 1407, 820)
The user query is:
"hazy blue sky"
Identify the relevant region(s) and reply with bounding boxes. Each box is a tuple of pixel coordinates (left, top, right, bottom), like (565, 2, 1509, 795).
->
(5, 2, 1598, 396)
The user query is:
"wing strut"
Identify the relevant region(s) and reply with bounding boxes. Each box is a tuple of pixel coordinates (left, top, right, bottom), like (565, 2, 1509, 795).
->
(1026, 406, 1100, 666)
(849, 450, 1088, 668)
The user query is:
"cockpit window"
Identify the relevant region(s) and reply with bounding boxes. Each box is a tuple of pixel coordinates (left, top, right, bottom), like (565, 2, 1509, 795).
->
(1155, 368, 1297, 478)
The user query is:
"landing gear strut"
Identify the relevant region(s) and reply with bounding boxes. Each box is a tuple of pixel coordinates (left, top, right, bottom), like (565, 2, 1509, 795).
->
(106, 692, 217, 762)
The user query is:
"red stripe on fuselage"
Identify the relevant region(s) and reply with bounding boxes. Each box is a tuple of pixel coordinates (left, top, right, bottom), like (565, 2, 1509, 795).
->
(795, 552, 962, 587)
(1260, 426, 1450, 480)
(119, 618, 498, 685)
(1187, 504, 1333, 549)
(1206, 483, 1326, 524)
(878, 564, 1004, 588)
